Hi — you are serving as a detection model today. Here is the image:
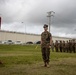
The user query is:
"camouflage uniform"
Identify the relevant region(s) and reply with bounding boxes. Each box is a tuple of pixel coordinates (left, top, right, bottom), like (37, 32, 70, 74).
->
(55, 40, 59, 52)
(59, 41, 63, 52)
(51, 41, 54, 52)
(69, 40, 72, 53)
(62, 41, 66, 52)
(72, 41, 76, 53)
(66, 41, 69, 53)
(41, 31, 52, 64)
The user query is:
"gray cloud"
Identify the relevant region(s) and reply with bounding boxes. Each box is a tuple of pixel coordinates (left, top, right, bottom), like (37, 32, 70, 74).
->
(0, 0, 76, 38)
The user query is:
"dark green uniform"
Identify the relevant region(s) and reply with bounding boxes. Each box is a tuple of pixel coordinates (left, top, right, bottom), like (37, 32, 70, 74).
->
(66, 41, 69, 53)
(72, 41, 76, 53)
(59, 41, 63, 52)
(69, 40, 72, 53)
(55, 40, 59, 52)
(51, 41, 54, 52)
(62, 41, 66, 52)
(41, 31, 52, 63)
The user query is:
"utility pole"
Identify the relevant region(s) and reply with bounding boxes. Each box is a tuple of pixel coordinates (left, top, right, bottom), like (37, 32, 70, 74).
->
(22, 22, 26, 43)
(47, 11, 55, 32)
(0, 14, 1, 30)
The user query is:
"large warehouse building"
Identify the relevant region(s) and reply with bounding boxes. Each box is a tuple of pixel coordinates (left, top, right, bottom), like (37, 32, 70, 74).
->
(0, 30, 74, 43)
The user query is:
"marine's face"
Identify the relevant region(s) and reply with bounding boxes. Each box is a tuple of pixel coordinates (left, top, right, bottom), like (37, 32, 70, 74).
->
(44, 27, 48, 31)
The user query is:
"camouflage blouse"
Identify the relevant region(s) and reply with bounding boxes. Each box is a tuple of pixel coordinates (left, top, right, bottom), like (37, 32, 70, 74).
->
(41, 31, 52, 48)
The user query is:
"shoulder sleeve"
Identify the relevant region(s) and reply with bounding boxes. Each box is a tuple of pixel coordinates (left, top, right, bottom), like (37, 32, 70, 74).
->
(49, 32, 52, 37)
(41, 33, 43, 36)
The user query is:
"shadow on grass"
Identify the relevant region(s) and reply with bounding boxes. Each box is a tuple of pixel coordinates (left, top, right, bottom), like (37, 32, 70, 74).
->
(0, 61, 5, 67)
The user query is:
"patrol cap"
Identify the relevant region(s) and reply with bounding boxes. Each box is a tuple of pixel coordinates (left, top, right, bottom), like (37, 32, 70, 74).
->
(43, 24, 48, 28)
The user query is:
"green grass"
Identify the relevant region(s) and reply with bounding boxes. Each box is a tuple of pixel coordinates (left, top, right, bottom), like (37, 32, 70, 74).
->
(0, 44, 76, 75)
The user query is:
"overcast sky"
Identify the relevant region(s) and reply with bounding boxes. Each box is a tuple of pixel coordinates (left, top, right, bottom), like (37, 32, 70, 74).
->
(0, 0, 76, 38)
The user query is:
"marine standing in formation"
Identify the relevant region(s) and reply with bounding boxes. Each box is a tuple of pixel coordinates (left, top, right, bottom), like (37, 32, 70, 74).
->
(41, 24, 52, 67)
(59, 41, 63, 52)
(52, 40, 76, 53)
(55, 40, 59, 52)
(51, 40, 54, 52)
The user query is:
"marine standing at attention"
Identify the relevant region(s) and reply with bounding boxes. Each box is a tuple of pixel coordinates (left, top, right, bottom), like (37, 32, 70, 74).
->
(41, 24, 52, 67)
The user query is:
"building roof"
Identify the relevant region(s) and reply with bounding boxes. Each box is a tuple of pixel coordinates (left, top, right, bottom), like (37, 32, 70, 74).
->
(0, 30, 75, 39)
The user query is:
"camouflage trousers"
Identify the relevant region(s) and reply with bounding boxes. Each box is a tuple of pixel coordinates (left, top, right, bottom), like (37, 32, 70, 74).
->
(41, 47, 50, 63)
(55, 47, 59, 52)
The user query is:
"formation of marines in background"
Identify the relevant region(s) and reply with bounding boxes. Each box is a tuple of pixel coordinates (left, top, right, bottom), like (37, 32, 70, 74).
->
(51, 40, 76, 53)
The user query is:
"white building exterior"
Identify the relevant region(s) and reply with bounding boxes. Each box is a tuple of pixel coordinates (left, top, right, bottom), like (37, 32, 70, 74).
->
(0, 30, 73, 43)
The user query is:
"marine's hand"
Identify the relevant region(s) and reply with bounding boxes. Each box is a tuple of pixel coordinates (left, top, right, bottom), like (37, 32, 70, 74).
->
(49, 45, 51, 48)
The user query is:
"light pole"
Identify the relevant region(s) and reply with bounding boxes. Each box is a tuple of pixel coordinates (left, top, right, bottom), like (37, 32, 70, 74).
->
(47, 11, 55, 32)
(0, 14, 1, 30)
(22, 22, 26, 43)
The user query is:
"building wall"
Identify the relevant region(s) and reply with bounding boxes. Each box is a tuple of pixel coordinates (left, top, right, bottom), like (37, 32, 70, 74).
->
(0, 30, 72, 43)
(52, 37, 71, 43)
(0, 30, 40, 43)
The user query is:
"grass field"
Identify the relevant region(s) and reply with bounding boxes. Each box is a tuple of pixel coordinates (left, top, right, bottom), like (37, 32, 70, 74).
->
(0, 44, 76, 75)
